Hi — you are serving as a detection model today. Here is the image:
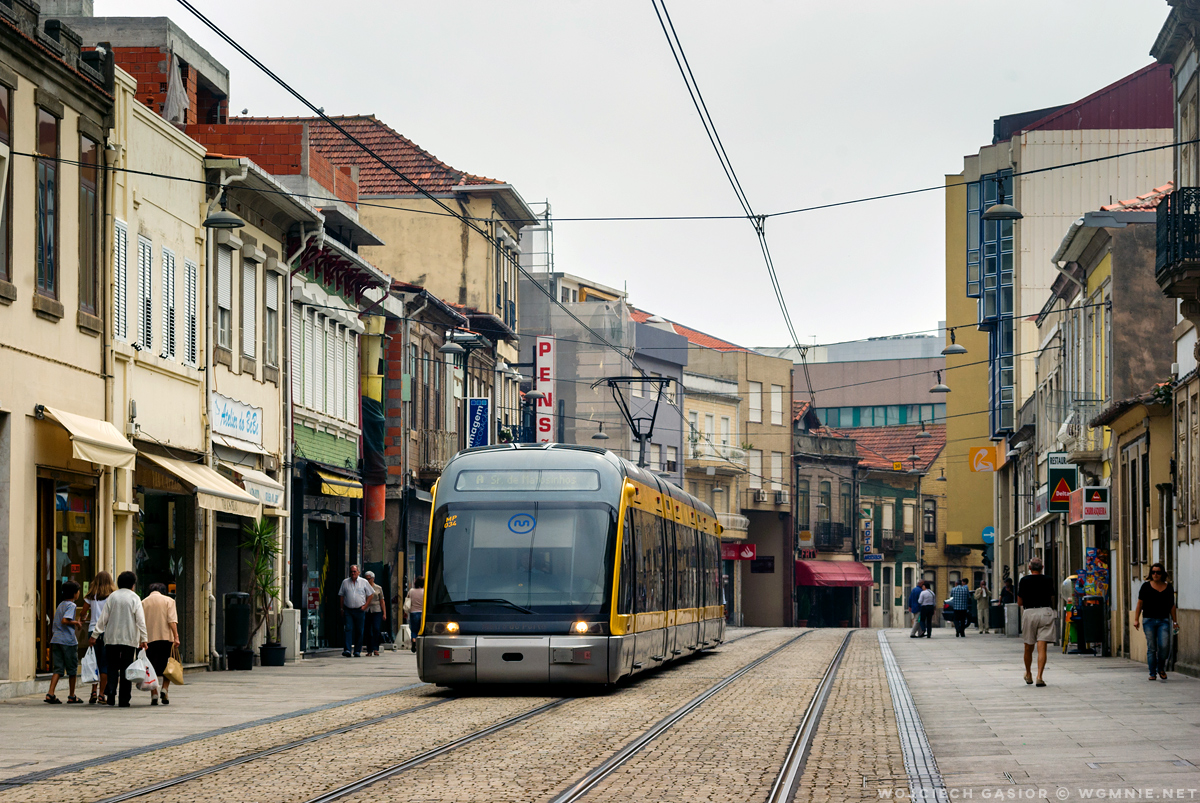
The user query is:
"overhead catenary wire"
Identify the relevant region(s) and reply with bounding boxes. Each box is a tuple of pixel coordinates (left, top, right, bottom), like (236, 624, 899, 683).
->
(171, 0, 646, 380)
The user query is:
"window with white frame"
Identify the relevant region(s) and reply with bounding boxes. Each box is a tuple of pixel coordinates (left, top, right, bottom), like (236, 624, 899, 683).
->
(704, 413, 714, 442)
(771, 384, 784, 425)
(688, 409, 699, 436)
(650, 443, 661, 471)
(748, 381, 762, 423)
(720, 416, 731, 446)
(666, 445, 677, 472)
(325, 321, 336, 413)
(113, 220, 128, 341)
(333, 322, 344, 420)
(216, 245, 233, 350)
(347, 331, 357, 424)
(770, 452, 783, 491)
(748, 449, 763, 490)
(183, 260, 197, 365)
(136, 236, 153, 351)
(263, 272, 279, 367)
(241, 258, 257, 359)
(903, 502, 915, 540)
(160, 248, 176, 359)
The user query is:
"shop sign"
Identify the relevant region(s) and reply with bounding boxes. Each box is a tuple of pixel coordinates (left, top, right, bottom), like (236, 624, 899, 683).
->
(798, 548, 817, 559)
(211, 392, 263, 446)
(797, 528, 814, 551)
(969, 446, 998, 472)
(862, 520, 873, 554)
(1068, 487, 1109, 525)
(1034, 485, 1047, 518)
(863, 553, 883, 561)
(1048, 452, 1077, 513)
(306, 588, 320, 610)
(535, 337, 555, 443)
(467, 397, 490, 448)
(721, 543, 756, 560)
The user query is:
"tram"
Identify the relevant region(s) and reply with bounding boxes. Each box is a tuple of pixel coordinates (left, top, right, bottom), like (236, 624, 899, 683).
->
(416, 443, 726, 685)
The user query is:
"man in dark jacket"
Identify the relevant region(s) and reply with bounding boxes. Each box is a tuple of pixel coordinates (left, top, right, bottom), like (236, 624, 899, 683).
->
(908, 582, 925, 638)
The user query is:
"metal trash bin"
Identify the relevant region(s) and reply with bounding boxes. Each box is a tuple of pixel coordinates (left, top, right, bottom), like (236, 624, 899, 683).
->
(1080, 595, 1105, 646)
(224, 591, 251, 649)
(989, 600, 1005, 630)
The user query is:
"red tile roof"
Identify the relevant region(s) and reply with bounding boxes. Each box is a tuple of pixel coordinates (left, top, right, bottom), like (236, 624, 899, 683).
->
(842, 424, 946, 473)
(628, 308, 749, 353)
(1099, 181, 1174, 211)
(246, 115, 503, 196)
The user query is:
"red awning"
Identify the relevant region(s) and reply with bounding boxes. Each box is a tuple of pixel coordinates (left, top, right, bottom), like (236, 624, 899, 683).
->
(795, 560, 875, 588)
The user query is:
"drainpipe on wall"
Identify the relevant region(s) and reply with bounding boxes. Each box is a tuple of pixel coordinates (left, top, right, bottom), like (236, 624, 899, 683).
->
(203, 165, 247, 669)
(281, 223, 320, 620)
(102, 138, 119, 576)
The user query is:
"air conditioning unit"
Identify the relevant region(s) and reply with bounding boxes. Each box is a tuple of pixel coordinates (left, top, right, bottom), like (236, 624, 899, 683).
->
(775, 490, 790, 506)
(753, 489, 769, 503)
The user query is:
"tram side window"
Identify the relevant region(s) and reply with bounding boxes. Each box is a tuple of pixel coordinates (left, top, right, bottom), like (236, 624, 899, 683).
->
(618, 515, 634, 615)
(682, 526, 697, 610)
(634, 509, 664, 613)
(697, 531, 708, 609)
(662, 515, 677, 612)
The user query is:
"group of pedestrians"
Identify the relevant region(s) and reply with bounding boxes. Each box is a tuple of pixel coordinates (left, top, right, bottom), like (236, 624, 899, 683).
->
(45, 570, 179, 707)
(908, 577, 994, 638)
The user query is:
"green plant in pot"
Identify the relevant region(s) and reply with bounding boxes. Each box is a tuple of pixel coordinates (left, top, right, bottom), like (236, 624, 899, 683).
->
(240, 517, 286, 667)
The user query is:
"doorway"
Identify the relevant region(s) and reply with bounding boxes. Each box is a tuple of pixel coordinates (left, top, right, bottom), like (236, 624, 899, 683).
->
(36, 473, 98, 673)
(882, 566, 893, 628)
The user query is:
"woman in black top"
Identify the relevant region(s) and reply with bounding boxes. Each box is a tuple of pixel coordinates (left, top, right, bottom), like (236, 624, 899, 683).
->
(1134, 563, 1178, 681)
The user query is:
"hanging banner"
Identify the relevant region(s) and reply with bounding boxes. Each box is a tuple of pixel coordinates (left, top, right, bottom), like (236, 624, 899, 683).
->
(535, 336, 555, 443)
(467, 397, 490, 449)
(1048, 452, 1077, 513)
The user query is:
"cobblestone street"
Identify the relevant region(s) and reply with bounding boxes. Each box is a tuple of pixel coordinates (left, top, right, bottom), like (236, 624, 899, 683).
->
(1, 628, 1196, 803)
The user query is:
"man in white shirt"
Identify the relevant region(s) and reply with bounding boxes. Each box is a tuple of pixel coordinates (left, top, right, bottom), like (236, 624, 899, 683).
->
(917, 583, 936, 638)
(90, 570, 147, 707)
(338, 565, 373, 658)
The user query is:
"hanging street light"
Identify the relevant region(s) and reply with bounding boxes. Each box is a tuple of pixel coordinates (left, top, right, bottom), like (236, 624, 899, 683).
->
(203, 191, 245, 229)
(591, 422, 610, 441)
(941, 328, 967, 356)
(929, 370, 951, 394)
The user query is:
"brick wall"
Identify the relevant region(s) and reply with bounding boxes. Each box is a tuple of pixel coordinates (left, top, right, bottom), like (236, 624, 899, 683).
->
(334, 165, 358, 208)
(110, 46, 200, 123)
(294, 422, 358, 469)
(186, 122, 305, 174)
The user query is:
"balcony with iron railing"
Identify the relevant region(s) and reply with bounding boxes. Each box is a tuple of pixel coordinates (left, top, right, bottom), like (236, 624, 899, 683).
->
(686, 440, 747, 469)
(1156, 187, 1200, 299)
(1059, 400, 1105, 462)
(718, 512, 749, 534)
(879, 528, 897, 553)
(418, 430, 458, 473)
(814, 521, 847, 551)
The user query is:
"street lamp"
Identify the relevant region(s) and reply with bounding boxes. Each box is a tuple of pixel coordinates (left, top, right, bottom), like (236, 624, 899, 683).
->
(941, 328, 967, 357)
(982, 174, 1022, 221)
(203, 191, 245, 230)
(440, 332, 491, 450)
(929, 370, 951, 394)
(591, 422, 610, 441)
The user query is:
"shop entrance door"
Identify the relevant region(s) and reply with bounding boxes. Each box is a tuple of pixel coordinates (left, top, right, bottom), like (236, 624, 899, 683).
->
(882, 566, 893, 628)
(35, 473, 98, 673)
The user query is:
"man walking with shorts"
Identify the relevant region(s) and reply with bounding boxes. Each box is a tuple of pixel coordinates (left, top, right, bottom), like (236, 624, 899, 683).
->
(1018, 557, 1056, 687)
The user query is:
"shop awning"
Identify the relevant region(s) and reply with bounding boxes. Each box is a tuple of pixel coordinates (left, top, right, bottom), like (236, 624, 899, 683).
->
(316, 470, 363, 499)
(213, 432, 267, 455)
(40, 406, 137, 469)
(795, 559, 875, 588)
(141, 454, 261, 518)
(221, 463, 285, 508)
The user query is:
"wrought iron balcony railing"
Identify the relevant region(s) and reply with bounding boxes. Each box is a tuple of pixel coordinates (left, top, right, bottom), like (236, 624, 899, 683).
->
(418, 430, 458, 473)
(717, 513, 749, 533)
(687, 441, 747, 465)
(1156, 187, 1200, 296)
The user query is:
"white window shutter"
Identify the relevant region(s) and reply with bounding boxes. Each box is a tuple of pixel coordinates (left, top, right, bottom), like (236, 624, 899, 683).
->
(161, 249, 176, 359)
(291, 302, 302, 403)
(265, 273, 278, 311)
(184, 260, 198, 365)
(325, 322, 335, 413)
(113, 221, 128, 341)
(216, 246, 232, 310)
(242, 261, 257, 358)
(333, 324, 344, 420)
(137, 237, 153, 351)
(304, 311, 315, 409)
(315, 317, 326, 414)
(346, 333, 357, 425)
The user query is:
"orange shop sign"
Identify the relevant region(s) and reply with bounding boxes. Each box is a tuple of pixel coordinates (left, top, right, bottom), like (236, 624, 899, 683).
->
(969, 446, 998, 472)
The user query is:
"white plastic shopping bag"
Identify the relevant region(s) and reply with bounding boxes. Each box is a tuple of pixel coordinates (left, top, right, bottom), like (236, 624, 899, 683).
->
(80, 646, 99, 683)
(125, 649, 159, 691)
(401, 624, 411, 649)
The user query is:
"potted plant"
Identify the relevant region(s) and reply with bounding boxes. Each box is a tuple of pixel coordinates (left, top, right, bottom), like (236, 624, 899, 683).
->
(240, 517, 286, 667)
(498, 427, 514, 444)
(797, 591, 811, 628)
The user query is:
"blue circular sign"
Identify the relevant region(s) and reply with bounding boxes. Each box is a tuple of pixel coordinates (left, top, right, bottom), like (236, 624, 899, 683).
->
(982, 526, 995, 544)
(508, 514, 536, 534)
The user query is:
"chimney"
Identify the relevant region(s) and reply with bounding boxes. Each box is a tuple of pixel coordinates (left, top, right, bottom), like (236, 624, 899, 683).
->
(43, 18, 83, 68)
(39, 0, 93, 15)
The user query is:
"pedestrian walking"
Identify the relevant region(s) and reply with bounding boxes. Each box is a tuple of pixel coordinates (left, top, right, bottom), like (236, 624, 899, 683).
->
(950, 578, 972, 637)
(142, 584, 179, 705)
(405, 577, 425, 653)
(974, 579, 991, 634)
(908, 581, 925, 637)
(364, 570, 386, 656)
(89, 571, 148, 707)
(1133, 562, 1178, 681)
(1017, 557, 1056, 687)
(917, 582, 936, 638)
(83, 571, 115, 705)
(338, 565, 373, 658)
(45, 581, 84, 704)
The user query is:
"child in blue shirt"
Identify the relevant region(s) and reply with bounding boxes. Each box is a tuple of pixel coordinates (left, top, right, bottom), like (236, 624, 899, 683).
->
(45, 581, 83, 704)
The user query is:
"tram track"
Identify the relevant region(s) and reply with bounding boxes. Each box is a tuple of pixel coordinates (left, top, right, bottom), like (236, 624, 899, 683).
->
(12, 627, 782, 803)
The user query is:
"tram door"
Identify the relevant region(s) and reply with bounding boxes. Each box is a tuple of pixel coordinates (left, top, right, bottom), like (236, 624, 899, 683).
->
(662, 515, 678, 660)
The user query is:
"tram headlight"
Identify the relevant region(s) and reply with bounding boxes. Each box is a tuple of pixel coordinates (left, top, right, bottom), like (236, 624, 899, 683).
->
(432, 621, 461, 635)
(445, 621, 460, 634)
(572, 621, 589, 634)
(570, 621, 606, 635)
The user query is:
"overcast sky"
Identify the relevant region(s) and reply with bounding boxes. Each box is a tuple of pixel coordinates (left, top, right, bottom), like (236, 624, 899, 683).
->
(103, 1, 1170, 347)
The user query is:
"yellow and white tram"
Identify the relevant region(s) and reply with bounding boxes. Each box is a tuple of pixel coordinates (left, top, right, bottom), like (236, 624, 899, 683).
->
(417, 443, 726, 684)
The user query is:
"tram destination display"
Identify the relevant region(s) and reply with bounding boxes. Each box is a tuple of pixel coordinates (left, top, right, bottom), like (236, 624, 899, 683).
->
(454, 469, 601, 492)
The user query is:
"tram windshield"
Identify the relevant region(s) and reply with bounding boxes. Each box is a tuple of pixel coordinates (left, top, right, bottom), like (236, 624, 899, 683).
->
(427, 502, 616, 615)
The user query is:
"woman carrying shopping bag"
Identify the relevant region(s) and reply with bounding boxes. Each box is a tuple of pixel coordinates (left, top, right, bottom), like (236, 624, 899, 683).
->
(83, 571, 115, 704)
(142, 583, 179, 705)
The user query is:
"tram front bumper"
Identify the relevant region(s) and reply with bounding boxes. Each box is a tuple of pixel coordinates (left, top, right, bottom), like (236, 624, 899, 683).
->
(418, 635, 611, 684)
